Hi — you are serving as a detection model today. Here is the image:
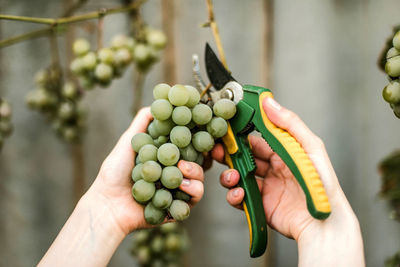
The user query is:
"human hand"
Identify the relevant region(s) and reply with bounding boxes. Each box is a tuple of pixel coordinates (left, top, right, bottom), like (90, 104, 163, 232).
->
(212, 97, 365, 266)
(85, 107, 205, 235)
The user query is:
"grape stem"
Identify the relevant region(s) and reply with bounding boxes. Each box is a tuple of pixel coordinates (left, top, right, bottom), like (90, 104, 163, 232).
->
(162, 0, 177, 85)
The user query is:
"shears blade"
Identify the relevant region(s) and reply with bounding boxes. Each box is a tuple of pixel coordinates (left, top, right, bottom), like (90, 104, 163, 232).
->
(205, 43, 236, 90)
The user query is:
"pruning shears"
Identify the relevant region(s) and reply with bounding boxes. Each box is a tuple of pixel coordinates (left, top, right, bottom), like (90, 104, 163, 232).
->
(200, 43, 331, 257)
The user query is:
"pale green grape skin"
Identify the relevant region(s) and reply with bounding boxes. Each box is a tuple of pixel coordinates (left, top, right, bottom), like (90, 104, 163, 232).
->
(213, 99, 237, 120)
(153, 83, 171, 100)
(192, 104, 212, 125)
(161, 166, 183, 189)
(172, 106, 192, 125)
(147, 122, 159, 139)
(152, 189, 173, 209)
(179, 144, 198, 162)
(132, 229, 150, 244)
(170, 126, 191, 148)
(157, 143, 180, 166)
(138, 144, 158, 163)
(195, 153, 204, 165)
(185, 85, 201, 108)
(150, 236, 165, 254)
(146, 29, 167, 50)
(114, 48, 132, 66)
(131, 163, 143, 182)
(192, 131, 214, 152)
(132, 180, 156, 203)
(164, 233, 183, 252)
(81, 52, 97, 70)
(98, 48, 115, 64)
(154, 135, 168, 147)
(141, 160, 162, 182)
(153, 119, 175, 136)
(173, 190, 191, 202)
(169, 200, 190, 221)
(73, 38, 90, 56)
(144, 202, 166, 225)
(393, 31, 400, 50)
(151, 99, 173, 120)
(136, 246, 151, 265)
(387, 47, 400, 59)
(207, 117, 228, 138)
(168, 84, 189, 106)
(383, 81, 400, 104)
(160, 222, 179, 233)
(385, 56, 400, 77)
(131, 133, 154, 152)
(94, 63, 113, 82)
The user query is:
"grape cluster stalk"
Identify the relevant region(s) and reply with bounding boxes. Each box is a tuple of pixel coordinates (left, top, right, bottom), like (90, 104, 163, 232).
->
(0, 98, 13, 149)
(131, 83, 237, 224)
(131, 222, 189, 267)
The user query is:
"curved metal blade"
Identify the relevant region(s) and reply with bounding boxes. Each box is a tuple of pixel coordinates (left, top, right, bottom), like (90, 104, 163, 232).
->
(205, 43, 236, 90)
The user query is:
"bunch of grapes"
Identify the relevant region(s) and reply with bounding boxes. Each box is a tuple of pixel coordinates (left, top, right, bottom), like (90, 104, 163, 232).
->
(25, 68, 86, 142)
(70, 28, 166, 89)
(381, 30, 400, 118)
(131, 83, 237, 224)
(0, 98, 13, 149)
(131, 222, 190, 267)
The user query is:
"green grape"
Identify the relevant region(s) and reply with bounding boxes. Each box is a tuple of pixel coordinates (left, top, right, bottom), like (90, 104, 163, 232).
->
(81, 52, 97, 70)
(173, 190, 191, 202)
(152, 189, 173, 209)
(170, 126, 191, 148)
(114, 48, 132, 66)
(171, 106, 192, 125)
(192, 131, 214, 152)
(111, 34, 129, 49)
(73, 38, 90, 56)
(392, 103, 400, 118)
(135, 156, 141, 165)
(168, 84, 189, 106)
(394, 31, 400, 50)
(164, 233, 183, 252)
(131, 133, 154, 152)
(131, 163, 143, 182)
(95, 63, 113, 82)
(141, 160, 162, 182)
(383, 81, 400, 104)
(70, 58, 85, 75)
(150, 235, 165, 254)
(136, 246, 151, 265)
(133, 43, 151, 63)
(34, 70, 47, 86)
(157, 143, 180, 166)
(207, 117, 228, 138)
(147, 122, 160, 139)
(0, 100, 12, 120)
(153, 83, 171, 100)
(153, 119, 175, 136)
(146, 29, 167, 50)
(144, 202, 166, 225)
(195, 153, 204, 166)
(133, 229, 150, 244)
(62, 82, 79, 100)
(58, 102, 75, 120)
(387, 47, 400, 59)
(0, 121, 13, 137)
(169, 200, 190, 221)
(179, 144, 198, 162)
(151, 99, 173, 120)
(192, 104, 212, 125)
(98, 48, 115, 64)
(132, 179, 156, 203)
(156, 136, 168, 146)
(185, 85, 201, 108)
(213, 99, 237, 120)
(386, 56, 400, 77)
(79, 76, 95, 90)
(161, 166, 183, 189)
(160, 222, 179, 233)
(138, 144, 158, 163)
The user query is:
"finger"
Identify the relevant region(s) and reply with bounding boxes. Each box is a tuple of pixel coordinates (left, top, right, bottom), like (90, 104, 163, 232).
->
(254, 158, 270, 177)
(219, 169, 240, 188)
(226, 187, 245, 208)
(179, 179, 204, 205)
(248, 135, 274, 161)
(177, 161, 204, 182)
(211, 143, 225, 163)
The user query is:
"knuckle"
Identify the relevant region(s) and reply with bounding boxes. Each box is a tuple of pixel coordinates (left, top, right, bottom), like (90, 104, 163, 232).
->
(313, 136, 325, 148)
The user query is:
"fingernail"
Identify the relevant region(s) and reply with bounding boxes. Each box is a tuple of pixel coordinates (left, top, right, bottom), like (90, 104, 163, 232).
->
(267, 97, 281, 110)
(224, 172, 231, 184)
(232, 188, 241, 197)
(182, 179, 190, 186)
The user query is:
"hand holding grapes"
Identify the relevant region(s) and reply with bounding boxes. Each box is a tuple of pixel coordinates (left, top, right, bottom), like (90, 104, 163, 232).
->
(212, 97, 365, 267)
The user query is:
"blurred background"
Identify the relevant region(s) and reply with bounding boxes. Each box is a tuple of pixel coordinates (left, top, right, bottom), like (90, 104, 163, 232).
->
(0, 0, 400, 266)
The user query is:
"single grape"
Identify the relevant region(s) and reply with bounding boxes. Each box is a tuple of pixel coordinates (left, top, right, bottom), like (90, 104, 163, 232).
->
(147, 122, 159, 139)
(157, 136, 168, 146)
(114, 48, 132, 67)
(164, 233, 183, 252)
(185, 85, 201, 108)
(150, 235, 165, 254)
(58, 102, 75, 120)
(171, 106, 192, 125)
(152, 189, 173, 209)
(70, 58, 85, 75)
(161, 166, 183, 189)
(160, 222, 179, 233)
(81, 51, 97, 70)
(0, 101, 12, 120)
(131, 163, 143, 182)
(98, 48, 115, 64)
(387, 47, 400, 60)
(79, 76, 95, 90)
(192, 131, 214, 152)
(111, 34, 129, 49)
(153, 119, 175, 136)
(62, 82, 79, 100)
(173, 190, 191, 202)
(73, 38, 90, 56)
(169, 200, 190, 221)
(138, 144, 158, 163)
(168, 85, 189, 106)
(207, 117, 228, 138)
(0, 121, 13, 137)
(213, 99, 237, 120)
(144, 202, 166, 225)
(157, 143, 180, 166)
(141, 160, 162, 182)
(192, 104, 212, 125)
(132, 180, 156, 203)
(153, 83, 171, 100)
(133, 43, 151, 63)
(170, 126, 191, 148)
(131, 133, 154, 152)
(179, 144, 198, 162)
(383, 81, 400, 104)
(132, 229, 150, 244)
(394, 31, 400, 50)
(95, 63, 113, 82)
(146, 29, 167, 50)
(151, 99, 173, 121)
(136, 246, 151, 265)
